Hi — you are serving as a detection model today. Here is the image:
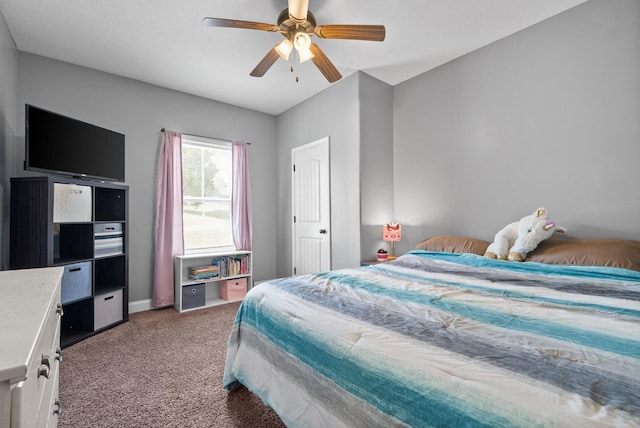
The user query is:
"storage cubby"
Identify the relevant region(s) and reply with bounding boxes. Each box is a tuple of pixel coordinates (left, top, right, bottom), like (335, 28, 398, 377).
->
(174, 251, 252, 313)
(10, 176, 129, 347)
(95, 255, 126, 294)
(61, 298, 94, 344)
(54, 223, 94, 263)
(95, 187, 126, 221)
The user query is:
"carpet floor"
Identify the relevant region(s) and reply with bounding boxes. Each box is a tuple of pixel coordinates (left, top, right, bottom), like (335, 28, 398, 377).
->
(58, 302, 286, 427)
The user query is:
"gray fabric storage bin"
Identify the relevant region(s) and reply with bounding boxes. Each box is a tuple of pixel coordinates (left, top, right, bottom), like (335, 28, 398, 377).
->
(61, 261, 92, 304)
(94, 289, 123, 330)
(182, 284, 205, 309)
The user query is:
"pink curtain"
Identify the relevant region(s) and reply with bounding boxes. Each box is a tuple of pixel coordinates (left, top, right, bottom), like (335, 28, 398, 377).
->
(231, 142, 252, 250)
(152, 130, 184, 307)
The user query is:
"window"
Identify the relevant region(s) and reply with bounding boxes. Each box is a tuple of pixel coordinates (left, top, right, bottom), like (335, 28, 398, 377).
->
(181, 135, 234, 251)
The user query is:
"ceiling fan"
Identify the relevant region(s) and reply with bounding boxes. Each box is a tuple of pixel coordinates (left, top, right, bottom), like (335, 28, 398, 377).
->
(203, 0, 385, 83)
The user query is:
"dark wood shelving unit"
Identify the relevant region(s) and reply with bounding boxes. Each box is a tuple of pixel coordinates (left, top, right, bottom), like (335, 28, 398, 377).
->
(10, 176, 129, 348)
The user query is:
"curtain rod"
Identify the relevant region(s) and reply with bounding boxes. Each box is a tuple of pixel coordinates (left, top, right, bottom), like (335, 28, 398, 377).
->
(160, 128, 250, 145)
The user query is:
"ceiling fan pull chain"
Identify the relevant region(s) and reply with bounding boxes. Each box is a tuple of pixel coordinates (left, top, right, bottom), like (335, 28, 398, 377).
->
(290, 64, 299, 82)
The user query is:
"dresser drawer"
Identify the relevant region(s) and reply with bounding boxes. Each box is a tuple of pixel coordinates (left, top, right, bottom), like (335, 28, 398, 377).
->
(11, 294, 62, 428)
(36, 362, 60, 428)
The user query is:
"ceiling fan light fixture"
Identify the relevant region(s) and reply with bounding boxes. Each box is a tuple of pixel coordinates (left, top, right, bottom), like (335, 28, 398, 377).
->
(298, 47, 314, 63)
(293, 32, 311, 52)
(275, 39, 293, 60)
(292, 32, 314, 63)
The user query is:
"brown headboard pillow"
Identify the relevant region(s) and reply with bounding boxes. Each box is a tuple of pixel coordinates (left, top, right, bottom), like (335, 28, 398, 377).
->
(526, 238, 640, 271)
(415, 235, 490, 255)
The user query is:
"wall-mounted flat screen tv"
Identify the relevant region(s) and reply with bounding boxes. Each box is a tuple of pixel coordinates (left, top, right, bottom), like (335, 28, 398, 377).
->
(25, 104, 125, 182)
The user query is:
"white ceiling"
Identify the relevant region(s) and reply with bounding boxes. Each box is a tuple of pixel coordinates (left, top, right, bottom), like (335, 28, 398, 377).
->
(0, 0, 588, 116)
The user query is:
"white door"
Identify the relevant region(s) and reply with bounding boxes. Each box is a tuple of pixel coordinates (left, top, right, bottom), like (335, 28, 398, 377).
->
(292, 137, 331, 275)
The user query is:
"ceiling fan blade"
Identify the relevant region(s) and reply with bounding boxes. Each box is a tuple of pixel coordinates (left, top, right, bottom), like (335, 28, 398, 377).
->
(203, 17, 278, 32)
(309, 43, 342, 83)
(250, 46, 281, 77)
(288, 0, 309, 23)
(315, 25, 385, 41)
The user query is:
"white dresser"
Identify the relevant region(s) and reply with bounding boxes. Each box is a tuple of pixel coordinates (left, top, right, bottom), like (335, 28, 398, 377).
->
(0, 267, 64, 428)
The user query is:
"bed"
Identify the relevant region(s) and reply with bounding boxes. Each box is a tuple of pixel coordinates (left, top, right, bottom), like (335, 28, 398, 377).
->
(223, 236, 640, 427)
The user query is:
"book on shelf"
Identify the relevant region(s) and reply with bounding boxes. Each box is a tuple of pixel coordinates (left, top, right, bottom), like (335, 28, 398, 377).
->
(211, 254, 251, 278)
(188, 265, 219, 280)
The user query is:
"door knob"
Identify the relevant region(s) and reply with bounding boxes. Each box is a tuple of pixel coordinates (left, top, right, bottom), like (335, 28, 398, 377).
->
(319, 229, 327, 234)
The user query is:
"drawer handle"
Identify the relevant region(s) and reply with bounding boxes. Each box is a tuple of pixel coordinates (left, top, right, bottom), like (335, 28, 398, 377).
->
(54, 399, 62, 416)
(56, 304, 64, 316)
(39, 356, 51, 379)
(68, 267, 81, 272)
(104, 295, 114, 301)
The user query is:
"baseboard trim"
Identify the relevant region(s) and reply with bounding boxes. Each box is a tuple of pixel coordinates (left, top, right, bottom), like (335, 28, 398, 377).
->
(129, 299, 153, 314)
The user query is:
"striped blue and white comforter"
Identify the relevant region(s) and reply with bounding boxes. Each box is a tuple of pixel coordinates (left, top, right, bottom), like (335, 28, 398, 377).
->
(223, 251, 640, 427)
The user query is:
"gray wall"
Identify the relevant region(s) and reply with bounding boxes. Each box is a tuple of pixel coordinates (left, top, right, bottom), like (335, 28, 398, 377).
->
(0, 9, 17, 270)
(275, 72, 394, 277)
(359, 73, 394, 259)
(276, 73, 361, 276)
(15, 53, 278, 303)
(393, 0, 640, 254)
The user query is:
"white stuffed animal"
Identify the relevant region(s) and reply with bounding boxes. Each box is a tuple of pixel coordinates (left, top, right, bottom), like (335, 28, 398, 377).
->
(484, 208, 567, 262)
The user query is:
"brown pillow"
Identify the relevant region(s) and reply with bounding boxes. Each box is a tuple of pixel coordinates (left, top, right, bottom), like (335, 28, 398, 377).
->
(415, 235, 490, 255)
(526, 238, 640, 271)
